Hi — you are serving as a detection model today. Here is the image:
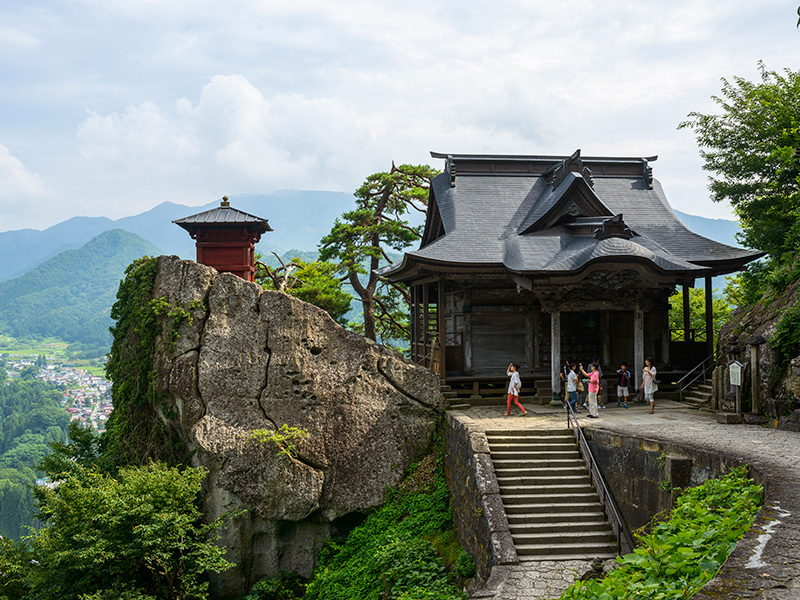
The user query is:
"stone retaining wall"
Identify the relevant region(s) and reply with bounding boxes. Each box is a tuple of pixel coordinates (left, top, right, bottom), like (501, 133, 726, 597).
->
(586, 429, 760, 533)
(443, 412, 518, 580)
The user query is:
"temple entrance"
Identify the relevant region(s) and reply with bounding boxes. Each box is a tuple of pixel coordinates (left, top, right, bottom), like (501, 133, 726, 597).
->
(561, 311, 604, 365)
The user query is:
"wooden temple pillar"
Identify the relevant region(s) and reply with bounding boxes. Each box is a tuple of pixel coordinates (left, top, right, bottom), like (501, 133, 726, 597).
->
(550, 309, 561, 397)
(634, 302, 644, 388)
(423, 285, 430, 368)
(705, 275, 714, 358)
(682, 284, 691, 341)
(437, 278, 446, 380)
(601, 312, 611, 367)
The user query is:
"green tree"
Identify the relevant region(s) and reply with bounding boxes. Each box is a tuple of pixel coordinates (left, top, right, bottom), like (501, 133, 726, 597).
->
(256, 253, 352, 325)
(16, 463, 233, 600)
(669, 288, 732, 341)
(679, 64, 800, 302)
(680, 63, 800, 258)
(37, 421, 101, 480)
(319, 163, 439, 341)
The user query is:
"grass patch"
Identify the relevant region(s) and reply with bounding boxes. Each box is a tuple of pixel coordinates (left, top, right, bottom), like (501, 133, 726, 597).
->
(556, 467, 763, 600)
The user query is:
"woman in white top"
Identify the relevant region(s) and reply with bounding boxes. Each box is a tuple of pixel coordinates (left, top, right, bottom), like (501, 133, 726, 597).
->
(566, 364, 580, 415)
(641, 357, 657, 414)
(506, 363, 527, 416)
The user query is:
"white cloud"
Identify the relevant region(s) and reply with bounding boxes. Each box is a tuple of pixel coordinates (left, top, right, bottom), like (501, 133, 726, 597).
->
(4, 0, 800, 228)
(0, 144, 48, 229)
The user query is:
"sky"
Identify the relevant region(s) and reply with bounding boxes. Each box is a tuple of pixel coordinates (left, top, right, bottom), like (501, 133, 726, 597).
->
(1, 0, 799, 232)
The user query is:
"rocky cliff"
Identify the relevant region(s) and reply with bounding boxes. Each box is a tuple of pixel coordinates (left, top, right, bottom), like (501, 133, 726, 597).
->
(715, 277, 800, 426)
(148, 256, 443, 596)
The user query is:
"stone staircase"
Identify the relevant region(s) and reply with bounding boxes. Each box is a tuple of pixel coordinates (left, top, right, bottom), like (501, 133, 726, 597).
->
(682, 382, 712, 410)
(486, 429, 619, 561)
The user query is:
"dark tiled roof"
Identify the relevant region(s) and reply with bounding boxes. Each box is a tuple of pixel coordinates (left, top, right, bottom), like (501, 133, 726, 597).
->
(381, 154, 761, 280)
(173, 203, 272, 232)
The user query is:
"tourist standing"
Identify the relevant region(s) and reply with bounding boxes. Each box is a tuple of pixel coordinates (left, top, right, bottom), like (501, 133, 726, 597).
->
(592, 356, 606, 409)
(579, 363, 600, 418)
(616, 362, 631, 408)
(641, 357, 657, 414)
(566, 363, 580, 416)
(506, 363, 527, 416)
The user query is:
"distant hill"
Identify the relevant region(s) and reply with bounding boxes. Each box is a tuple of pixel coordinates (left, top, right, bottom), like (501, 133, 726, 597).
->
(0, 230, 163, 349)
(0, 190, 356, 282)
(674, 210, 741, 248)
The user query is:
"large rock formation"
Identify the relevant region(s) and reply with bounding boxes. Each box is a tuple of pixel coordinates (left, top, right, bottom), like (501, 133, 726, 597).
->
(715, 277, 800, 422)
(149, 256, 443, 596)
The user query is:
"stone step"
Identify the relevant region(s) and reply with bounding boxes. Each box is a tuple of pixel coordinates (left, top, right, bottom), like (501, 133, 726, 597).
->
(497, 474, 592, 487)
(516, 541, 618, 558)
(486, 429, 572, 438)
(489, 440, 578, 453)
(512, 529, 617, 546)
(439, 384, 452, 392)
(499, 483, 596, 496)
(487, 434, 576, 445)
(509, 520, 613, 535)
(501, 492, 600, 505)
(506, 511, 607, 525)
(492, 458, 586, 470)
(490, 450, 581, 460)
(687, 390, 712, 400)
(503, 501, 605, 514)
(518, 551, 618, 562)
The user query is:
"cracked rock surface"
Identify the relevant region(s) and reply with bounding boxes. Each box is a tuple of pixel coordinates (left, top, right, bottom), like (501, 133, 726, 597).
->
(150, 256, 443, 595)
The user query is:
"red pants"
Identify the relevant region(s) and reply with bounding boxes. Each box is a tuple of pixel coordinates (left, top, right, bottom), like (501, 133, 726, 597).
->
(507, 393, 526, 414)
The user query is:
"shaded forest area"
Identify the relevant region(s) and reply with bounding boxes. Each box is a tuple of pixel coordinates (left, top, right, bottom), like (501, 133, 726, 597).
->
(0, 369, 70, 540)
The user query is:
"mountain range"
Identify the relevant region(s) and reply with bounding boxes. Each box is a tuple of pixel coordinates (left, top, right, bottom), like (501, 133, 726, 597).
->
(0, 190, 356, 282)
(0, 230, 163, 350)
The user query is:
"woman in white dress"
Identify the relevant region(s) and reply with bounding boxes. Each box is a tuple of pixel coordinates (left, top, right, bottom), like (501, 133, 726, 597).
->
(641, 357, 657, 414)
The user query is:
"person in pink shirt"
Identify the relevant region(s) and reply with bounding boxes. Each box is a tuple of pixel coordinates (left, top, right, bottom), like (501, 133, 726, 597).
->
(579, 363, 601, 418)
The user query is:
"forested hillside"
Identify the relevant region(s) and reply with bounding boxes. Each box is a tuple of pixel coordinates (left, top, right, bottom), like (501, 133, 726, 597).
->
(0, 371, 71, 539)
(0, 230, 163, 354)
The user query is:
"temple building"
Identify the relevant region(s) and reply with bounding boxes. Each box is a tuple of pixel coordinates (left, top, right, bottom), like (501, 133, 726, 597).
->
(379, 151, 761, 397)
(174, 196, 271, 282)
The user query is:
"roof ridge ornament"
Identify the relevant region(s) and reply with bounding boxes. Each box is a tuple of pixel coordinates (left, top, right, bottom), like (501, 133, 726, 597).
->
(446, 155, 456, 187)
(594, 214, 634, 240)
(220, 195, 230, 207)
(642, 159, 653, 189)
(545, 149, 594, 189)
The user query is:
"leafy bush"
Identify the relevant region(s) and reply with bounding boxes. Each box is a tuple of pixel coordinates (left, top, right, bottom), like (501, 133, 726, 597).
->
(244, 572, 306, 600)
(454, 551, 476, 578)
(303, 454, 464, 600)
(557, 467, 763, 600)
(770, 305, 800, 363)
(24, 463, 234, 600)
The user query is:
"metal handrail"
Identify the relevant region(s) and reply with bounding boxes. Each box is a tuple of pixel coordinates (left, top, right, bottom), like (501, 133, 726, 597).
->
(565, 404, 634, 556)
(677, 354, 715, 402)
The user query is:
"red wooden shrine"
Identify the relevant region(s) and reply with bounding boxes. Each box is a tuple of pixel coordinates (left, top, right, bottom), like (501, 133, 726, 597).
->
(173, 196, 272, 282)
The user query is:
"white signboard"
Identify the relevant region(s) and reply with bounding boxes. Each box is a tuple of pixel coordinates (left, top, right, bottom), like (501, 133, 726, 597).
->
(730, 361, 743, 387)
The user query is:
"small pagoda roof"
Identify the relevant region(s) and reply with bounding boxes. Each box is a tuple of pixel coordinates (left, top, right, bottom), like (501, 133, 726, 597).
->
(173, 197, 272, 234)
(380, 150, 763, 281)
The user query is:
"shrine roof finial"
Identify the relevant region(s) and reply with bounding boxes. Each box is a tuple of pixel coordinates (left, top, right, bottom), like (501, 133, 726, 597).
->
(221, 195, 230, 207)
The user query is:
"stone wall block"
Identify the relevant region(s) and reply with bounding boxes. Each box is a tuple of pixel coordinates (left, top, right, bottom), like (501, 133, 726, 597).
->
(474, 453, 500, 495)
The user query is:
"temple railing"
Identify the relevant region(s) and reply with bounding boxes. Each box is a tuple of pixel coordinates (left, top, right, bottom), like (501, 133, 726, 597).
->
(677, 354, 715, 402)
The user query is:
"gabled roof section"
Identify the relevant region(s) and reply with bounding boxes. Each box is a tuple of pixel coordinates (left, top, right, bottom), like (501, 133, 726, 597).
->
(517, 172, 614, 235)
(173, 197, 272, 235)
(420, 186, 445, 248)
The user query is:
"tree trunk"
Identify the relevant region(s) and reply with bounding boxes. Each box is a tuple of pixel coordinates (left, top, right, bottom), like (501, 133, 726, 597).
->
(362, 297, 377, 341)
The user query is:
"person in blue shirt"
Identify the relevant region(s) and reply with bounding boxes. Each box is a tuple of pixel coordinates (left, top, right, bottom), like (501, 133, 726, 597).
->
(616, 362, 631, 408)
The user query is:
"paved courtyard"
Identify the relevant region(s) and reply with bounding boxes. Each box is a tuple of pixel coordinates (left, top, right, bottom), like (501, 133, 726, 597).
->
(462, 400, 800, 599)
